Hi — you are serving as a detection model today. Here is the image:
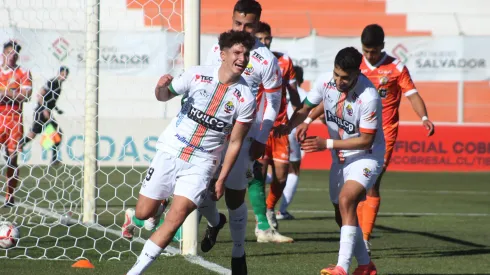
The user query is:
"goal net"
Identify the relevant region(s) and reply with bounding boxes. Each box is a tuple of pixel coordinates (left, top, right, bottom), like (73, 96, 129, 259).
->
(0, 0, 199, 261)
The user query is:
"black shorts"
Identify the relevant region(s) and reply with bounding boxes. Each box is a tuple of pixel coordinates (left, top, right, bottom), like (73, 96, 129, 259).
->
(31, 110, 58, 134)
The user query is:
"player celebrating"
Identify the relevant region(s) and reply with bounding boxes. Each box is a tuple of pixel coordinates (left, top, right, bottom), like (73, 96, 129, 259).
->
(277, 65, 307, 220)
(19, 66, 69, 166)
(1, 40, 32, 207)
(126, 30, 256, 275)
(253, 21, 302, 229)
(199, 2, 293, 270)
(276, 47, 381, 275)
(356, 24, 435, 254)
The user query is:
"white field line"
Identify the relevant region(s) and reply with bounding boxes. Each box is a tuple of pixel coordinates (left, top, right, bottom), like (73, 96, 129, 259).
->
(213, 209, 489, 217)
(0, 198, 232, 275)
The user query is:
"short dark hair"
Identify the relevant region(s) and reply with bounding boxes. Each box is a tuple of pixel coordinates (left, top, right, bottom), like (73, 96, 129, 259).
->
(3, 40, 22, 53)
(334, 47, 363, 72)
(361, 24, 385, 48)
(233, 0, 262, 18)
(293, 65, 304, 85)
(218, 30, 256, 51)
(60, 66, 70, 75)
(257, 21, 271, 35)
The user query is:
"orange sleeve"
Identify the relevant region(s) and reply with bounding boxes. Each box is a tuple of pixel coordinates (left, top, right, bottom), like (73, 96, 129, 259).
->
(398, 66, 416, 95)
(21, 70, 32, 88)
(360, 128, 377, 134)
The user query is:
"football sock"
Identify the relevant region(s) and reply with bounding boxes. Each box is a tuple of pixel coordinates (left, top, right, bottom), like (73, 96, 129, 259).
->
(248, 178, 270, 231)
(353, 226, 370, 265)
(279, 173, 299, 213)
(228, 203, 247, 258)
(127, 239, 162, 275)
(266, 179, 287, 210)
(198, 191, 220, 227)
(362, 196, 381, 240)
(337, 225, 357, 272)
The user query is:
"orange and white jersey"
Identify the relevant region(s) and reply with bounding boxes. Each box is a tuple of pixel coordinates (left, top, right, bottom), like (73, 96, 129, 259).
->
(360, 53, 417, 126)
(0, 66, 32, 112)
(305, 73, 385, 162)
(205, 39, 282, 144)
(272, 51, 296, 126)
(157, 65, 256, 167)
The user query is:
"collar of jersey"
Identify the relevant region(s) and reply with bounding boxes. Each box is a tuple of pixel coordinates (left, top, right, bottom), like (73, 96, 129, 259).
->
(363, 52, 388, 70)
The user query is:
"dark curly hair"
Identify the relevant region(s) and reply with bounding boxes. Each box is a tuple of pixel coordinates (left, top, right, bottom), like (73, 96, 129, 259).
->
(3, 40, 22, 53)
(334, 47, 363, 73)
(218, 30, 256, 51)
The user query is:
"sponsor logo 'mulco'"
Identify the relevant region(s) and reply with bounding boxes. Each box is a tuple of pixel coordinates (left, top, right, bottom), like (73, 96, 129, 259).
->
(326, 111, 355, 134)
(187, 106, 229, 132)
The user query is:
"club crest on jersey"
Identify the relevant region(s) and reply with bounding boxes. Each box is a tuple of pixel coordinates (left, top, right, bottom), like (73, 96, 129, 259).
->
(326, 111, 355, 134)
(244, 62, 254, 75)
(252, 52, 264, 63)
(187, 106, 229, 132)
(379, 76, 389, 85)
(363, 168, 372, 178)
(224, 101, 235, 114)
(346, 104, 353, 116)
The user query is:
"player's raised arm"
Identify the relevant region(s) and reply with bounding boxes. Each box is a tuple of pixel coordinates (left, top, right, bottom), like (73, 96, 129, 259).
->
(400, 66, 435, 136)
(254, 57, 282, 144)
(155, 69, 194, 102)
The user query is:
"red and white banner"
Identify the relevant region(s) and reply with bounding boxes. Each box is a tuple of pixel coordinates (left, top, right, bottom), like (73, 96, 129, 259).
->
(301, 123, 490, 172)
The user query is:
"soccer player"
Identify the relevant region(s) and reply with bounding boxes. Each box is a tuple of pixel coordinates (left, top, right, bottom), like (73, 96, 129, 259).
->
(19, 66, 69, 166)
(0, 40, 32, 207)
(126, 30, 256, 275)
(277, 65, 307, 220)
(199, 3, 293, 270)
(253, 21, 302, 229)
(276, 47, 381, 275)
(356, 24, 435, 254)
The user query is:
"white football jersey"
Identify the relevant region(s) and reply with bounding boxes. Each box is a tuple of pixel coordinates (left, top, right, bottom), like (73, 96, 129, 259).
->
(157, 65, 256, 166)
(306, 73, 385, 162)
(205, 39, 282, 143)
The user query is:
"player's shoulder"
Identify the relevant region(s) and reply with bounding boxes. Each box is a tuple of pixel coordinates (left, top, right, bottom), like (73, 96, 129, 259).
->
(252, 40, 277, 65)
(272, 51, 291, 61)
(234, 76, 255, 102)
(357, 74, 379, 101)
(315, 72, 335, 87)
(384, 54, 408, 73)
(16, 66, 30, 76)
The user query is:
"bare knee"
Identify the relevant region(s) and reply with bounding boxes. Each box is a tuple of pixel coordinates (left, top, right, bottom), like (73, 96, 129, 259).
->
(135, 196, 161, 220)
(225, 188, 246, 210)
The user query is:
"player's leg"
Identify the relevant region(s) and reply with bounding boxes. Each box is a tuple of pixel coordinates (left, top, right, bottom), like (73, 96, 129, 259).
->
(199, 178, 227, 253)
(359, 125, 397, 252)
(4, 114, 23, 207)
(122, 151, 175, 239)
(19, 109, 45, 148)
(49, 120, 63, 165)
(278, 129, 302, 219)
(322, 159, 380, 275)
(127, 195, 196, 275)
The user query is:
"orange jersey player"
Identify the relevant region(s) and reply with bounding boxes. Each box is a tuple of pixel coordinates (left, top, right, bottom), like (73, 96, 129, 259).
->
(357, 24, 435, 255)
(0, 40, 33, 207)
(254, 21, 302, 230)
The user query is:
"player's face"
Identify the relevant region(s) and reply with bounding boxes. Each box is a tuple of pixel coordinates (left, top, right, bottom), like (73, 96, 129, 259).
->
(255, 31, 272, 49)
(221, 43, 250, 76)
(59, 71, 68, 81)
(232, 12, 259, 35)
(333, 66, 359, 92)
(3, 46, 18, 68)
(362, 44, 384, 65)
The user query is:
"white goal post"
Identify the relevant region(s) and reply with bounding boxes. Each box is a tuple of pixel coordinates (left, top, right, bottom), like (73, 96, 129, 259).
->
(0, 0, 200, 260)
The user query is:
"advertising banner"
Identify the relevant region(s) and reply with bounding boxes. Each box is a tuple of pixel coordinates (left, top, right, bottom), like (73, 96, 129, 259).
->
(301, 123, 490, 172)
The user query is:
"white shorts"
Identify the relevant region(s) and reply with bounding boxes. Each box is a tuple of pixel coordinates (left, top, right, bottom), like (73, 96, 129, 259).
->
(139, 150, 215, 206)
(288, 128, 304, 162)
(329, 155, 383, 204)
(216, 137, 254, 191)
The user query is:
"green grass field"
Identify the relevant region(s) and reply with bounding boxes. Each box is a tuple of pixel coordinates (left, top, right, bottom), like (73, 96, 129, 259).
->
(1, 166, 489, 274)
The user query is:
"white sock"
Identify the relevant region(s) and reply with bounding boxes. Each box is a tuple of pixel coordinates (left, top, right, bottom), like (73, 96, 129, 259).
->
(353, 226, 370, 265)
(198, 191, 220, 227)
(228, 203, 247, 258)
(127, 239, 162, 275)
(279, 173, 299, 213)
(337, 225, 357, 272)
(266, 173, 272, 184)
